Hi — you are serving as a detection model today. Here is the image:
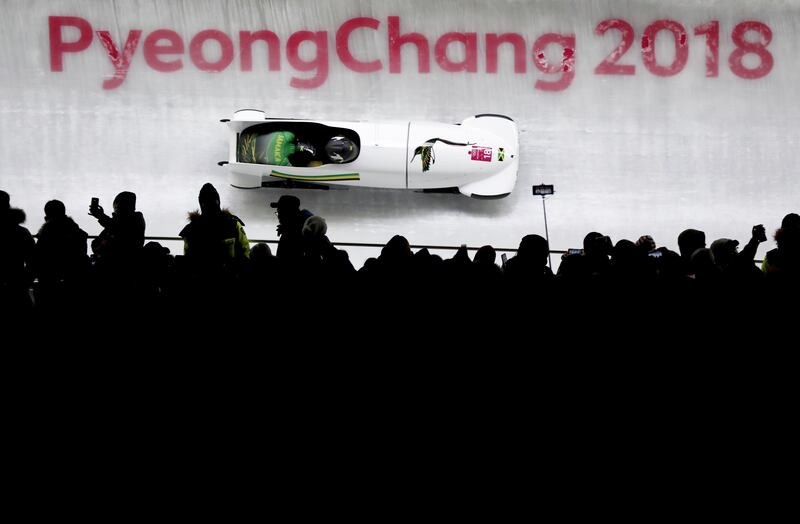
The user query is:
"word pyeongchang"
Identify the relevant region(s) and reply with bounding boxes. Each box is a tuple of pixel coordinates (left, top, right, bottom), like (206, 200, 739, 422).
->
(48, 15, 576, 90)
(48, 15, 773, 91)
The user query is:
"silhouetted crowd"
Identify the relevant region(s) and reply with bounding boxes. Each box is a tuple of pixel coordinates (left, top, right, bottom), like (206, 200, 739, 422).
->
(1, 185, 798, 328)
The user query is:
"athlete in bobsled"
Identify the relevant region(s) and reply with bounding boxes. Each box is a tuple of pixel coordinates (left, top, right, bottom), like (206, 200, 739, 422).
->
(238, 130, 358, 168)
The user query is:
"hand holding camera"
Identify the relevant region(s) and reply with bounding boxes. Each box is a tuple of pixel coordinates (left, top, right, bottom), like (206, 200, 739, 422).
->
(89, 197, 104, 218)
(752, 224, 767, 243)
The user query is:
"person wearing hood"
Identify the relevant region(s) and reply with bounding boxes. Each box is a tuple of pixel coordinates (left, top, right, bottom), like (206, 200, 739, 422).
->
(179, 183, 250, 267)
(0, 190, 35, 311)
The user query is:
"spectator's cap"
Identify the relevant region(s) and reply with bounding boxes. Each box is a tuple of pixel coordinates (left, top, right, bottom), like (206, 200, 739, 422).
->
(710, 238, 739, 253)
(781, 213, 800, 229)
(270, 194, 300, 211)
(199, 183, 220, 204)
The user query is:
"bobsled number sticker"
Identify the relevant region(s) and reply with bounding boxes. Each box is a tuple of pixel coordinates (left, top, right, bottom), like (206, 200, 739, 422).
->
(470, 146, 492, 162)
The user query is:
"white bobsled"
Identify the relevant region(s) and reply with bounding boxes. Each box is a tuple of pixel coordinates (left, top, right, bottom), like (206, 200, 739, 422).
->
(219, 109, 518, 199)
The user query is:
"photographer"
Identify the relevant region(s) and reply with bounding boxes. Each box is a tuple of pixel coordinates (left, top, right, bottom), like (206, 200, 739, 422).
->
(709, 224, 767, 284)
(89, 191, 145, 266)
(557, 231, 613, 285)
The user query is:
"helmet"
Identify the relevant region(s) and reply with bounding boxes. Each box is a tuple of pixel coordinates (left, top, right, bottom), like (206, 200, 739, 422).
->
(325, 136, 358, 163)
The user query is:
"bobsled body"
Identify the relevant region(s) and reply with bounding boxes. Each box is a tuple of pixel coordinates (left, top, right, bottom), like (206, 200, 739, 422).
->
(221, 110, 518, 198)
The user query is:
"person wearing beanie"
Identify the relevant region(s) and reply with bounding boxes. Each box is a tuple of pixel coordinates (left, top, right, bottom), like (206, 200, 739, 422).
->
(179, 182, 250, 268)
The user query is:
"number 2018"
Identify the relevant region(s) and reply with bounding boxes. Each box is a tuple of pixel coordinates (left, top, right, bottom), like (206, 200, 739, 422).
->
(594, 19, 773, 79)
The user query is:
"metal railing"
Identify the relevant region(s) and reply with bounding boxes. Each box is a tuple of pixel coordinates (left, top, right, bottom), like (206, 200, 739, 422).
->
(130, 235, 568, 255)
(135, 236, 764, 268)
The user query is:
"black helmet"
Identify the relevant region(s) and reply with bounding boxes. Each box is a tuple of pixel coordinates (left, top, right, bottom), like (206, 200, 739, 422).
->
(325, 136, 358, 163)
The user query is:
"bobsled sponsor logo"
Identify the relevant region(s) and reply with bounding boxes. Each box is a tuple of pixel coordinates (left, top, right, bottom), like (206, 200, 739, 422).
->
(470, 147, 492, 162)
(411, 138, 475, 172)
(48, 15, 774, 91)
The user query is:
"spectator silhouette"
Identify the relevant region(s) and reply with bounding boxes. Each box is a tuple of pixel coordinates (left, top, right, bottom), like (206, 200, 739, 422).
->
(84, 191, 146, 315)
(89, 191, 145, 265)
(250, 242, 275, 264)
(504, 234, 554, 289)
(32, 199, 89, 312)
(381, 234, 413, 264)
(271, 194, 311, 263)
(180, 183, 250, 267)
(410, 247, 444, 290)
(360, 234, 415, 311)
(299, 214, 355, 293)
(0, 190, 35, 313)
(609, 238, 655, 285)
(473, 245, 497, 267)
(635, 235, 656, 253)
(762, 213, 800, 285)
(779, 212, 800, 230)
(442, 244, 474, 290)
(139, 241, 174, 312)
(557, 232, 612, 285)
(177, 183, 250, 308)
(710, 224, 765, 285)
(369, 234, 414, 286)
(689, 247, 722, 284)
(237, 242, 278, 309)
(677, 228, 706, 259)
(633, 234, 683, 286)
(464, 244, 501, 297)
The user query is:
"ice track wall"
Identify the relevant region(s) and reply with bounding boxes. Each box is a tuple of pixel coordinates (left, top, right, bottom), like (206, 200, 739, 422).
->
(1, 0, 799, 263)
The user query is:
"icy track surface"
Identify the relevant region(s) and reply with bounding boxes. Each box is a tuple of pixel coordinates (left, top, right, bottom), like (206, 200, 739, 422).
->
(1, 0, 799, 267)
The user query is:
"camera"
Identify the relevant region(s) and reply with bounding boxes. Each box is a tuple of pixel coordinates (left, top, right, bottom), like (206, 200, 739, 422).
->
(753, 224, 767, 243)
(567, 248, 583, 256)
(648, 250, 663, 258)
(90, 197, 99, 209)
